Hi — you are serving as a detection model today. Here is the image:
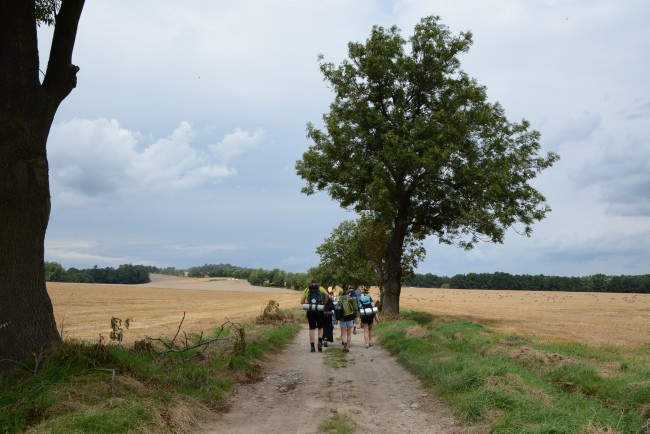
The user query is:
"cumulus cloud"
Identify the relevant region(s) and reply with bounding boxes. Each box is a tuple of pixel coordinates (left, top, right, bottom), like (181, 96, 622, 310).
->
(48, 119, 263, 199)
(209, 128, 264, 163)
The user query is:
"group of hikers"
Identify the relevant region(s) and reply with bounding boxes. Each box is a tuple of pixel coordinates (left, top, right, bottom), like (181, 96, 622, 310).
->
(300, 278, 379, 353)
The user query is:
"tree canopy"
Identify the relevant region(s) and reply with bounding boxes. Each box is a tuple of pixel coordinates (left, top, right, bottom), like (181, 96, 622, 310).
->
(296, 16, 559, 314)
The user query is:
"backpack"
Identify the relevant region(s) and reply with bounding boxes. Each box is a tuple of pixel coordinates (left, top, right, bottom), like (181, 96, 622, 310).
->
(306, 285, 323, 307)
(333, 301, 343, 320)
(340, 296, 357, 321)
(359, 294, 375, 318)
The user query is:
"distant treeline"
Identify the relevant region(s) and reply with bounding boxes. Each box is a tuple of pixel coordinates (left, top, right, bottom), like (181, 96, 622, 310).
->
(183, 263, 311, 290)
(404, 272, 650, 293)
(183, 264, 650, 294)
(46, 261, 649, 293)
(45, 263, 155, 284)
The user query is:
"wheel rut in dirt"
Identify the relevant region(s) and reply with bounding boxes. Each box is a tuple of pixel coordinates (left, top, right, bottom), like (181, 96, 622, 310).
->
(201, 325, 461, 433)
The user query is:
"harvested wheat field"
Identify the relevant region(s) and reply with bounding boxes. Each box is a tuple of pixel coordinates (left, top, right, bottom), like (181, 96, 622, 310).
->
(48, 274, 650, 347)
(47, 274, 298, 345)
(400, 287, 650, 346)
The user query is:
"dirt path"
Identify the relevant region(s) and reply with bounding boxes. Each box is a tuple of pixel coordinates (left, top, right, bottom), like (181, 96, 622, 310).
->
(200, 325, 463, 434)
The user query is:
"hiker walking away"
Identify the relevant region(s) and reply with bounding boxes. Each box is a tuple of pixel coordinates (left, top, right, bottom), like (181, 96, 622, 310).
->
(338, 287, 359, 352)
(335, 290, 345, 345)
(350, 286, 362, 335)
(322, 288, 335, 347)
(359, 288, 379, 348)
(301, 278, 329, 352)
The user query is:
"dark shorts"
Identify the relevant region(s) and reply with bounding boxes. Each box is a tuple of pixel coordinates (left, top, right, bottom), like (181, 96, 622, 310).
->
(361, 315, 375, 325)
(306, 311, 326, 330)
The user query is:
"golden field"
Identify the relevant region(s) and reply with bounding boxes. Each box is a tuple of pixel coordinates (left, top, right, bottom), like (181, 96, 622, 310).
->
(47, 274, 650, 347)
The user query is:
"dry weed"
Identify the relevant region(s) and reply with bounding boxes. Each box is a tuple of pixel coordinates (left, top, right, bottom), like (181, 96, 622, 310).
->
(405, 325, 429, 339)
(513, 346, 576, 365)
(255, 300, 295, 325)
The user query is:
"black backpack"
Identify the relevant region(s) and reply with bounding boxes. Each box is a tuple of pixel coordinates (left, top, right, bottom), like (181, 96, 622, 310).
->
(333, 302, 343, 320)
(307, 284, 323, 306)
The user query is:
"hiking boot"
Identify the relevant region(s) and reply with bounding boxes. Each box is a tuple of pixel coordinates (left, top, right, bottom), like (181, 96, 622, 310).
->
(311, 346, 315, 353)
(368, 342, 373, 347)
(323, 341, 328, 347)
(317, 343, 323, 352)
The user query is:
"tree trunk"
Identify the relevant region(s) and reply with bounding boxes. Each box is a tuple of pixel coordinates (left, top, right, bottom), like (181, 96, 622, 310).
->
(0, 0, 85, 372)
(381, 217, 408, 315)
(0, 154, 61, 369)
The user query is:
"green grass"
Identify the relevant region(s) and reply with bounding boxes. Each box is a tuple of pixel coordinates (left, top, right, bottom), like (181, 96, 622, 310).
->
(0, 320, 301, 433)
(375, 309, 650, 433)
(323, 347, 355, 370)
(318, 409, 357, 434)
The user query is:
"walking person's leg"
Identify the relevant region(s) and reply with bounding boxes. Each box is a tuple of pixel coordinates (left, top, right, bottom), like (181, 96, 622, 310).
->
(346, 324, 353, 350)
(307, 312, 317, 352)
(363, 321, 370, 348)
(317, 326, 323, 351)
(316, 312, 325, 352)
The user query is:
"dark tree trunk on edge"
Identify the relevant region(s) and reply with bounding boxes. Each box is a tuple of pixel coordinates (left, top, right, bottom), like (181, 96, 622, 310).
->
(382, 216, 408, 315)
(0, 0, 85, 372)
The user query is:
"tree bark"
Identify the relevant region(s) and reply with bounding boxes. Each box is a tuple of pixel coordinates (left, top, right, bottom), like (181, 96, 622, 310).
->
(0, 0, 85, 372)
(381, 216, 408, 315)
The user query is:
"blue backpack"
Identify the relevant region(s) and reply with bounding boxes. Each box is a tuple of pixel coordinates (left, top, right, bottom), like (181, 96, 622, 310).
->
(359, 294, 375, 318)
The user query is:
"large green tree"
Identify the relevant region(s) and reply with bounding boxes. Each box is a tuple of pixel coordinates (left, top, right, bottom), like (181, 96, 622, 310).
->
(0, 0, 85, 370)
(296, 16, 559, 314)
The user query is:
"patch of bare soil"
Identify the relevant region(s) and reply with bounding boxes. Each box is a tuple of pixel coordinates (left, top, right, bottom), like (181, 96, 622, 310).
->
(200, 325, 476, 434)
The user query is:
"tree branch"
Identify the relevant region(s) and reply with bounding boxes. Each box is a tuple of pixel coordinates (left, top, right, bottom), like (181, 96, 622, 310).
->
(42, 0, 85, 102)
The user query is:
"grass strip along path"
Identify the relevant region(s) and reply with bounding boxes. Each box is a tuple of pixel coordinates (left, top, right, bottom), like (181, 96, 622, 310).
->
(374, 310, 650, 433)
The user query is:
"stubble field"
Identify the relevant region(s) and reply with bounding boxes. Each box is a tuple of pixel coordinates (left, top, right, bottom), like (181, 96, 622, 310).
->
(47, 274, 650, 347)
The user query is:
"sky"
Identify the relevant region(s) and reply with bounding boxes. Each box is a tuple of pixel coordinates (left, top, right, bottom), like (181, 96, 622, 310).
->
(38, 0, 649, 277)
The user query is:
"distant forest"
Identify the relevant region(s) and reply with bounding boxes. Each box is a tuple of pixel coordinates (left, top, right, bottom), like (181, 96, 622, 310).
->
(45, 262, 650, 294)
(45, 263, 155, 284)
(403, 272, 650, 294)
(181, 264, 650, 294)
